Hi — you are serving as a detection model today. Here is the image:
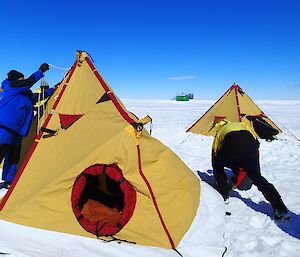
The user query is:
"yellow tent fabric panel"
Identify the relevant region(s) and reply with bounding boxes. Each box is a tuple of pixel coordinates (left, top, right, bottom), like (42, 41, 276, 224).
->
(187, 87, 240, 136)
(137, 134, 200, 246)
(55, 59, 104, 114)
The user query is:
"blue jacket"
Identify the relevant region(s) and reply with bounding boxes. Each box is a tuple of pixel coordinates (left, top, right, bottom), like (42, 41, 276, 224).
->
(0, 71, 44, 136)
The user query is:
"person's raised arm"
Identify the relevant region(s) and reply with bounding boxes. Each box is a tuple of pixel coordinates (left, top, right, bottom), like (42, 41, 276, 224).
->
(10, 63, 49, 88)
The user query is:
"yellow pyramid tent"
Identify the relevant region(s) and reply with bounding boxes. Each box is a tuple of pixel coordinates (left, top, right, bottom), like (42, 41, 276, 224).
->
(0, 51, 200, 249)
(186, 83, 281, 138)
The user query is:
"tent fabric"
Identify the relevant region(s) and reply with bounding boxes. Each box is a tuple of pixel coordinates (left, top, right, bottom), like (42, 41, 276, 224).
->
(186, 83, 281, 137)
(0, 51, 200, 249)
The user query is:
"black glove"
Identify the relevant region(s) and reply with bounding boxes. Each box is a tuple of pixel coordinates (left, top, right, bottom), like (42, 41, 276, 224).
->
(39, 63, 49, 73)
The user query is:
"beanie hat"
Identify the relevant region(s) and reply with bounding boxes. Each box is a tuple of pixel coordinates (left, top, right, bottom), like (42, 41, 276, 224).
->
(7, 70, 24, 81)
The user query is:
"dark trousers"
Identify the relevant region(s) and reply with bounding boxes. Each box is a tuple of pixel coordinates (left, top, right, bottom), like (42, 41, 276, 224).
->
(0, 143, 21, 183)
(213, 153, 287, 212)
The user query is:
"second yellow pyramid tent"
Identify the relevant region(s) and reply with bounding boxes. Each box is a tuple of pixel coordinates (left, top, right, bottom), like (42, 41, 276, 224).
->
(186, 83, 281, 138)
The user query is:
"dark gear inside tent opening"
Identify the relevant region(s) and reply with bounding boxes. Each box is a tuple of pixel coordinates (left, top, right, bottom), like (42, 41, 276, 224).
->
(71, 164, 136, 237)
(246, 115, 279, 141)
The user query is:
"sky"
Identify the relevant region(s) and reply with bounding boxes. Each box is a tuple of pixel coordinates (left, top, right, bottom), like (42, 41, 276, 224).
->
(0, 0, 300, 100)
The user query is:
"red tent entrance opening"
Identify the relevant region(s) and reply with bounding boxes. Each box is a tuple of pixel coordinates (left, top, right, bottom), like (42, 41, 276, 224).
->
(71, 164, 136, 237)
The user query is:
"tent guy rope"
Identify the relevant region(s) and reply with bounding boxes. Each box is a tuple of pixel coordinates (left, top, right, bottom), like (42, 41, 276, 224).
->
(48, 63, 70, 71)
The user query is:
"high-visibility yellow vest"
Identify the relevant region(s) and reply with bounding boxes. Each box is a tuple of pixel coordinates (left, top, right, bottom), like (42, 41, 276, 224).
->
(213, 121, 257, 154)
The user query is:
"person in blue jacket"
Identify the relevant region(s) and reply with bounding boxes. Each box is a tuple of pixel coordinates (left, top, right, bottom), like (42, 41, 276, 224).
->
(0, 63, 51, 189)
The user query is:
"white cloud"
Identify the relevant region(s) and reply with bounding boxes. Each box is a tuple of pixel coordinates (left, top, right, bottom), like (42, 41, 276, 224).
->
(167, 75, 196, 81)
(287, 83, 300, 88)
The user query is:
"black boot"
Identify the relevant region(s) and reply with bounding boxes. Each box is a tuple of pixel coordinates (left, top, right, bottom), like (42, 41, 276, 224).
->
(274, 207, 288, 220)
(273, 198, 288, 219)
(257, 182, 287, 215)
(4, 181, 11, 189)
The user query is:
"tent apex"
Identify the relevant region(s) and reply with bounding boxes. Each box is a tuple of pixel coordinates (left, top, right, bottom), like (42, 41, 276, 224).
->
(230, 83, 240, 90)
(76, 50, 95, 65)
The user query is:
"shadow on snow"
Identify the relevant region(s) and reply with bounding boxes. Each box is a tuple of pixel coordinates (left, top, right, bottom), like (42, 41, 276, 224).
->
(197, 170, 300, 240)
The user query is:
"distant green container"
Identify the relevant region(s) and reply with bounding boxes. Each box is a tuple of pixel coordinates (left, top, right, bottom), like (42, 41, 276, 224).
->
(176, 95, 189, 101)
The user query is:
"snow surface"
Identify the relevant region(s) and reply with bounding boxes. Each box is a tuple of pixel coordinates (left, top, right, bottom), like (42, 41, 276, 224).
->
(0, 99, 300, 257)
